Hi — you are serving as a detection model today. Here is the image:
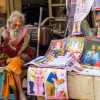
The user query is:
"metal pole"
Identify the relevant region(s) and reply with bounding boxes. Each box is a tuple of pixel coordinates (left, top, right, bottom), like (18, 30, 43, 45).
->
(37, 7, 43, 57)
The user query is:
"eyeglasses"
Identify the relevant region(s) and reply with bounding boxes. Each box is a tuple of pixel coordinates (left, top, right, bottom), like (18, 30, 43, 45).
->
(14, 23, 22, 27)
(11, 22, 22, 29)
(12, 20, 22, 28)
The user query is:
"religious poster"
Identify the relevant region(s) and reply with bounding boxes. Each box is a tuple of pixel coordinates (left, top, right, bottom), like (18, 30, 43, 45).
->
(27, 67, 68, 99)
(46, 39, 66, 58)
(27, 67, 45, 96)
(81, 39, 100, 68)
(66, 37, 84, 60)
(44, 68, 68, 100)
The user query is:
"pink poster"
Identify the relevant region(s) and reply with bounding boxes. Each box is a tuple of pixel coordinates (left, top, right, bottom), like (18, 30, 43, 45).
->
(27, 67, 45, 96)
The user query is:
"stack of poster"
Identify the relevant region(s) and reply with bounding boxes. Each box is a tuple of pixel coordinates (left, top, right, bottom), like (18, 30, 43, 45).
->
(25, 56, 48, 67)
(26, 37, 85, 99)
(25, 39, 66, 68)
(25, 37, 84, 68)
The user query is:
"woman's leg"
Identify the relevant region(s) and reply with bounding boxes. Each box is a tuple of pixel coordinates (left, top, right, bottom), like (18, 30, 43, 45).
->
(14, 75, 27, 100)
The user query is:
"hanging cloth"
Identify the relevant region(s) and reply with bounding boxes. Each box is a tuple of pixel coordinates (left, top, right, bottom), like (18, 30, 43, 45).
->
(2, 56, 23, 99)
(66, 0, 94, 34)
(2, 70, 18, 100)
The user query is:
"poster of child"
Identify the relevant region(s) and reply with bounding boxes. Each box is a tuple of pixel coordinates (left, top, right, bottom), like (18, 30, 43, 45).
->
(44, 68, 68, 99)
(27, 67, 45, 96)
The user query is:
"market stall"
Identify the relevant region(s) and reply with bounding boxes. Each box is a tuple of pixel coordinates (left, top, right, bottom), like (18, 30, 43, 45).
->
(26, 0, 100, 100)
(0, 0, 100, 100)
(26, 35, 100, 100)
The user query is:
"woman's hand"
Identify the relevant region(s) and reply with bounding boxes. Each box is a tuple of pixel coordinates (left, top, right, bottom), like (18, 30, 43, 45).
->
(8, 43, 16, 51)
(19, 53, 31, 62)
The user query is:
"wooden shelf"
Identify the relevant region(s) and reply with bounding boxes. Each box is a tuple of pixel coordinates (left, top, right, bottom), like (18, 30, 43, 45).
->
(48, 0, 66, 17)
(48, 0, 67, 35)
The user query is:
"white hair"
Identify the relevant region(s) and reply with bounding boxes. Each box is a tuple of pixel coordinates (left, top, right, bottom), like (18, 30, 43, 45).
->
(7, 11, 25, 27)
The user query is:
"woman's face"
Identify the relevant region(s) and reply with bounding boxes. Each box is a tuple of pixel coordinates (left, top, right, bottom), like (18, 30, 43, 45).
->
(10, 19, 22, 30)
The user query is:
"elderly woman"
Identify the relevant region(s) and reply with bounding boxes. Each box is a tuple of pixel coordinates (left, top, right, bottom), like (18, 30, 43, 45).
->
(0, 11, 34, 65)
(0, 11, 35, 100)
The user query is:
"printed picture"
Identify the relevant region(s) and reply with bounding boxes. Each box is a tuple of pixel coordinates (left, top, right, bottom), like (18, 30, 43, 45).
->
(44, 68, 68, 99)
(81, 39, 100, 67)
(46, 39, 66, 58)
(66, 37, 84, 60)
(27, 67, 45, 96)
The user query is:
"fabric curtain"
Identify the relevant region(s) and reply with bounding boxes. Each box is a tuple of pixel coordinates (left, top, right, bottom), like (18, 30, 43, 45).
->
(66, 0, 94, 34)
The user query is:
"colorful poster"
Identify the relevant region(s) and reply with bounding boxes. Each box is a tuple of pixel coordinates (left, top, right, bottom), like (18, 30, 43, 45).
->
(81, 39, 100, 67)
(27, 67, 68, 99)
(44, 68, 68, 100)
(46, 39, 66, 58)
(27, 67, 45, 96)
(66, 37, 84, 60)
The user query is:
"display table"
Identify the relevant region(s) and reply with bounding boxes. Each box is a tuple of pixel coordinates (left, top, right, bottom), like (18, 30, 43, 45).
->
(1, 66, 100, 100)
(37, 68, 100, 100)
